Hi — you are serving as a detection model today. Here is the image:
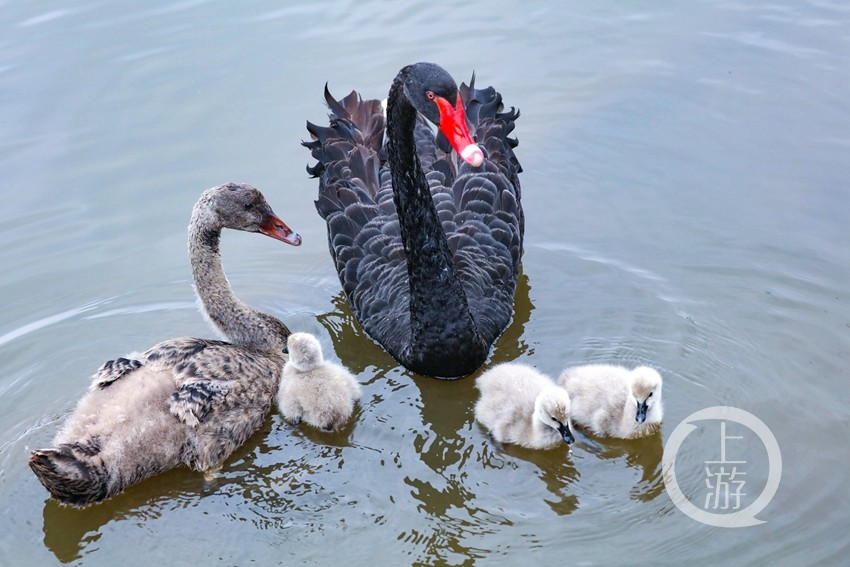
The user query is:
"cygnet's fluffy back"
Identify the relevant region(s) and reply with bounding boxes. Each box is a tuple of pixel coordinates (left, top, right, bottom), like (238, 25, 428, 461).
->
(474, 363, 574, 450)
(558, 364, 663, 439)
(277, 332, 360, 431)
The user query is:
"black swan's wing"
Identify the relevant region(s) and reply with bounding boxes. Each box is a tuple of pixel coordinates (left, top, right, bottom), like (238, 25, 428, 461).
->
(305, 89, 415, 355)
(437, 77, 524, 346)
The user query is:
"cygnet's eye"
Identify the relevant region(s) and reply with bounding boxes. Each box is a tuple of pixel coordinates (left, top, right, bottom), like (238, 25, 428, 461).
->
(244, 202, 254, 211)
(647, 392, 653, 398)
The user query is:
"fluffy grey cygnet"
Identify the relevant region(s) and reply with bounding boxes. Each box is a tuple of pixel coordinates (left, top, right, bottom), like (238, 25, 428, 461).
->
(277, 332, 361, 432)
(474, 362, 575, 449)
(28, 183, 302, 507)
(558, 364, 663, 439)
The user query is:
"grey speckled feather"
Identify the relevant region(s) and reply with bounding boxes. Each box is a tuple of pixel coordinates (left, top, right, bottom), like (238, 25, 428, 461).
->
(29, 183, 301, 507)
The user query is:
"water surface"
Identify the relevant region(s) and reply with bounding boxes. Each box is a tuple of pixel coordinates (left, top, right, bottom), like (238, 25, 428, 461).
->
(1, 1, 849, 565)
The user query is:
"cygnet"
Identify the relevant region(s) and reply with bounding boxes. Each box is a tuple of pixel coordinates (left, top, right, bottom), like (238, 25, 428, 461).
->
(474, 363, 575, 449)
(558, 364, 663, 439)
(277, 332, 361, 431)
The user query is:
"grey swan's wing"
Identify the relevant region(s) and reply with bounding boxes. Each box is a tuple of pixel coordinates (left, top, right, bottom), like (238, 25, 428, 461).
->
(91, 357, 144, 389)
(304, 80, 523, 356)
(156, 338, 281, 470)
(119, 337, 278, 429)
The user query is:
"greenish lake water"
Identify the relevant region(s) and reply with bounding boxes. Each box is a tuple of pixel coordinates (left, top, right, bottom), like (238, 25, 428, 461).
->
(1, 1, 848, 564)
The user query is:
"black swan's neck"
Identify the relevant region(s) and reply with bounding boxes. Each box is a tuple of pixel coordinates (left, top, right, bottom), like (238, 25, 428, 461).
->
(188, 215, 287, 353)
(386, 77, 486, 376)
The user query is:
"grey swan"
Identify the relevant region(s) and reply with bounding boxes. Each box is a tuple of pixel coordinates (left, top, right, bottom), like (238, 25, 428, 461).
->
(29, 183, 302, 507)
(304, 62, 522, 379)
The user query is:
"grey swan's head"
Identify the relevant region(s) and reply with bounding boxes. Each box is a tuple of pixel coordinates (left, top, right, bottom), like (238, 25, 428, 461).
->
(190, 182, 301, 353)
(194, 182, 303, 246)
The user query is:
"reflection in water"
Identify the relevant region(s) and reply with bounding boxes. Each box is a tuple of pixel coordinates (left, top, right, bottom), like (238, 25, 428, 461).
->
(486, 270, 535, 366)
(318, 270, 540, 563)
(41, 466, 203, 563)
(211, 418, 337, 523)
(482, 438, 581, 517)
(577, 429, 665, 503)
(316, 293, 397, 376)
(600, 433, 665, 503)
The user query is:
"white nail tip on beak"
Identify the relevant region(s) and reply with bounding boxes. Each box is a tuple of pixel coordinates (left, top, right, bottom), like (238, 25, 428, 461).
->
(461, 144, 484, 167)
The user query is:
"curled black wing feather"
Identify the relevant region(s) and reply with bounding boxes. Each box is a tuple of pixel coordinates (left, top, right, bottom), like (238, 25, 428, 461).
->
(305, 77, 522, 364)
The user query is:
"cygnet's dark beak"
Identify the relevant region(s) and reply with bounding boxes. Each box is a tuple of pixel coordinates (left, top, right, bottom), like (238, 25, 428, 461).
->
(558, 422, 575, 445)
(260, 213, 302, 246)
(636, 400, 648, 423)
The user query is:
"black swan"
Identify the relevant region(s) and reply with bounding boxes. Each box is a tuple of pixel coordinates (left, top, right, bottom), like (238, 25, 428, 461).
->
(29, 183, 302, 507)
(304, 62, 522, 378)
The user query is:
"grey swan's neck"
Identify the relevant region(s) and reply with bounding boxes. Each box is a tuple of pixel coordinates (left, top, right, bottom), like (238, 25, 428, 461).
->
(386, 77, 487, 376)
(188, 207, 287, 353)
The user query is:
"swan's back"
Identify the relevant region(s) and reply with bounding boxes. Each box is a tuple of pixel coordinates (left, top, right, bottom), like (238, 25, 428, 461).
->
(278, 333, 360, 431)
(30, 337, 285, 507)
(305, 80, 523, 361)
(558, 364, 662, 438)
(559, 364, 630, 408)
(53, 364, 188, 466)
(475, 363, 559, 448)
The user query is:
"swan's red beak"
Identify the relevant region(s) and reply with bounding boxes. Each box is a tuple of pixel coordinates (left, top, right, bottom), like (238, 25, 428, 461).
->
(260, 213, 302, 246)
(435, 94, 484, 167)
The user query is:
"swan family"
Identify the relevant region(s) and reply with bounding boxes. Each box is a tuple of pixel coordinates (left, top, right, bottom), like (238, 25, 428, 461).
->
(29, 63, 666, 508)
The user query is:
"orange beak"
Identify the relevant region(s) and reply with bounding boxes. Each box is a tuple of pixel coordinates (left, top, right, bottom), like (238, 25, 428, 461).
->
(259, 213, 302, 246)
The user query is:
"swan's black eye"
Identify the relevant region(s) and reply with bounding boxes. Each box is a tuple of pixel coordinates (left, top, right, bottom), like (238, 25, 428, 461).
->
(425, 91, 435, 101)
